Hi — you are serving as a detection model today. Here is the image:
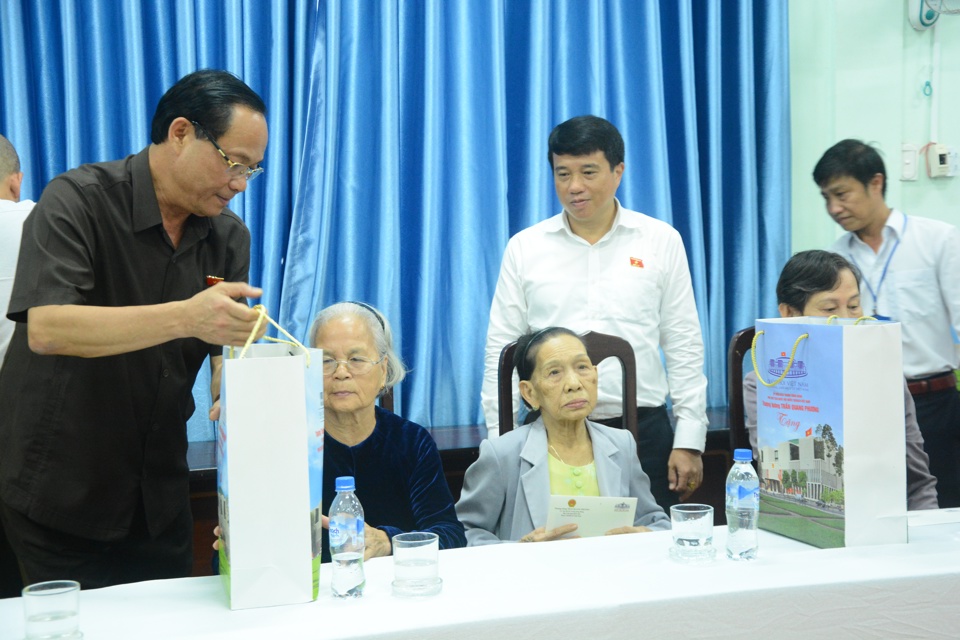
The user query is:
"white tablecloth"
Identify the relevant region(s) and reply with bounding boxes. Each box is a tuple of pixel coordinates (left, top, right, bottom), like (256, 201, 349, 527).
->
(2, 513, 959, 639)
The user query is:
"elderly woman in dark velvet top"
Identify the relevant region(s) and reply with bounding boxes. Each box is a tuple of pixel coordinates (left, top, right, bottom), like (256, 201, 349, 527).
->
(311, 302, 465, 561)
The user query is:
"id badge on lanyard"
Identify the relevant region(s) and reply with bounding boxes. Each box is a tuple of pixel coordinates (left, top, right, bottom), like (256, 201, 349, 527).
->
(851, 215, 908, 319)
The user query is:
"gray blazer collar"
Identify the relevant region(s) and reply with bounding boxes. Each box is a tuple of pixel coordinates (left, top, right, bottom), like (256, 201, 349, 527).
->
(518, 418, 624, 530)
(519, 422, 550, 530)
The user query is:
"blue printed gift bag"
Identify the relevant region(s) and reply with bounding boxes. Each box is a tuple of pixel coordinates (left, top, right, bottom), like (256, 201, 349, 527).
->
(752, 316, 907, 549)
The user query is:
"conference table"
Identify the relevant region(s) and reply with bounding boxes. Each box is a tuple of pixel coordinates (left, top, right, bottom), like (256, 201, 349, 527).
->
(2, 511, 958, 639)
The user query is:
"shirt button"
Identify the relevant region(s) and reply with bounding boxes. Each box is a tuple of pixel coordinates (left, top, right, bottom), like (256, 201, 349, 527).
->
(162, 369, 170, 378)
(572, 468, 582, 476)
(575, 480, 583, 489)
(152, 423, 160, 432)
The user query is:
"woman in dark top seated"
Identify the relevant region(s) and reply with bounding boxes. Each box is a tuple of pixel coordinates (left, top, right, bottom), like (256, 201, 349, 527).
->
(311, 302, 466, 561)
(214, 301, 464, 567)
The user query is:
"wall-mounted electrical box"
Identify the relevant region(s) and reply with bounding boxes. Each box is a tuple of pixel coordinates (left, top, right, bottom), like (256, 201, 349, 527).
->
(931, 143, 952, 178)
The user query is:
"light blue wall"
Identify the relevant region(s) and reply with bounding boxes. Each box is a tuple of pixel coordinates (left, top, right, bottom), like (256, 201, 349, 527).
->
(790, 0, 960, 255)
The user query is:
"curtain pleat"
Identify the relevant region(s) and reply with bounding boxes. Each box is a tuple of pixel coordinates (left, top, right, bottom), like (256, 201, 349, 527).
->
(0, 0, 790, 436)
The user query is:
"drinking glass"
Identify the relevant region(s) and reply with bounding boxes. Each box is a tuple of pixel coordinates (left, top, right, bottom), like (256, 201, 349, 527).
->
(392, 532, 442, 596)
(669, 503, 717, 563)
(22, 580, 82, 639)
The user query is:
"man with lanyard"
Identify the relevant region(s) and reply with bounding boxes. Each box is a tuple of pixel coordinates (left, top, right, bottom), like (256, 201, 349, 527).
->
(481, 115, 709, 509)
(814, 139, 960, 508)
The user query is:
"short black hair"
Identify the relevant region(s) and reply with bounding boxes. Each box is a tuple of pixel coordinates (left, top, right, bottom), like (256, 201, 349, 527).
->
(150, 69, 266, 144)
(547, 115, 624, 170)
(0, 134, 20, 178)
(514, 327, 584, 411)
(812, 139, 886, 197)
(514, 327, 583, 382)
(776, 250, 862, 312)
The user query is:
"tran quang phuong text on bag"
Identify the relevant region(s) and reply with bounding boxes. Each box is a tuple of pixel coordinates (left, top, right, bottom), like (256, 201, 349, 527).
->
(752, 316, 907, 549)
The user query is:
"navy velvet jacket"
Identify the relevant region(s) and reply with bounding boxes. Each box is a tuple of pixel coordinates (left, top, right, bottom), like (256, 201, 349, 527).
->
(320, 406, 466, 562)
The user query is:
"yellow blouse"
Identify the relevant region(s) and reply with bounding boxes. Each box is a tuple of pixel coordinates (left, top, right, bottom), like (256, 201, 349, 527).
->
(547, 453, 600, 496)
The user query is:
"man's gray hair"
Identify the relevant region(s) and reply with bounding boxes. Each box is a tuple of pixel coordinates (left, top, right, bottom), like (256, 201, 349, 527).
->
(0, 135, 21, 179)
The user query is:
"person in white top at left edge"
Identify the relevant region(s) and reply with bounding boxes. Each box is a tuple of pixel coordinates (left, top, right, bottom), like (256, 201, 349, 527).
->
(816, 139, 960, 508)
(0, 133, 34, 600)
(481, 115, 709, 509)
(0, 134, 35, 366)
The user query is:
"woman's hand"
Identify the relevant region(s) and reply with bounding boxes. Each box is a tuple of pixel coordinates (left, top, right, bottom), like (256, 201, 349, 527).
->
(604, 525, 652, 536)
(363, 526, 392, 560)
(517, 524, 579, 543)
(320, 515, 392, 560)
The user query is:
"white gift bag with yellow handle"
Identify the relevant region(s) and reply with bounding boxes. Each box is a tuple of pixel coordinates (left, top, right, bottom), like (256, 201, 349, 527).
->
(753, 315, 906, 549)
(217, 306, 325, 609)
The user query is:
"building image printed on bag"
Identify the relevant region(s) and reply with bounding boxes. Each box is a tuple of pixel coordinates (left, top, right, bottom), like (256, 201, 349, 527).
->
(756, 345, 846, 549)
(754, 316, 906, 550)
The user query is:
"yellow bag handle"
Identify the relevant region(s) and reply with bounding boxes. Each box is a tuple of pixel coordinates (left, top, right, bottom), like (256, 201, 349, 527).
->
(750, 330, 809, 388)
(230, 304, 310, 365)
(751, 315, 877, 387)
(825, 314, 876, 325)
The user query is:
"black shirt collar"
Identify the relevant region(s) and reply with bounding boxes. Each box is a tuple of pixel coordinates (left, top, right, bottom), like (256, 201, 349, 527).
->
(130, 147, 213, 248)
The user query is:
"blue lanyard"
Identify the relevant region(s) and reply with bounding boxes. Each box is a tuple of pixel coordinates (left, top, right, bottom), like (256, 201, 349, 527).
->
(849, 214, 908, 316)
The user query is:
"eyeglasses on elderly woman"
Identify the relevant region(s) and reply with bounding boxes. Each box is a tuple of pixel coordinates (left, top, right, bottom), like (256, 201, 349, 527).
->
(320, 355, 385, 376)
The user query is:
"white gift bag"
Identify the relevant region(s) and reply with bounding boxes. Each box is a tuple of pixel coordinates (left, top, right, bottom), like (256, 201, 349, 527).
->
(217, 315, 324, 610)
(752, 316, 907, 549)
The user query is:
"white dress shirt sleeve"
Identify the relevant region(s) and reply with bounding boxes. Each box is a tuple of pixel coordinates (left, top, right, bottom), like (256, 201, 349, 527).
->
(657, 232, 708, 451)
(938, 225, 960, 355)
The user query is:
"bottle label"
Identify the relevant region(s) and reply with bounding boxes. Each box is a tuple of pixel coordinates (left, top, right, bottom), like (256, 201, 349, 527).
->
(330, 515, 364, 548)
(726, 484, 759, 508)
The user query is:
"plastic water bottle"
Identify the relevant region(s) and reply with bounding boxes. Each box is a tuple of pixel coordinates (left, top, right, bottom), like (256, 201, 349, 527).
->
(725, 448, 759, 561)
(329, 476, 365, 598)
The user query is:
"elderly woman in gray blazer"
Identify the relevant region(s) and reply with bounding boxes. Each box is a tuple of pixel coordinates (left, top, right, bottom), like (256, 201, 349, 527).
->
(456, 328, 670, 545)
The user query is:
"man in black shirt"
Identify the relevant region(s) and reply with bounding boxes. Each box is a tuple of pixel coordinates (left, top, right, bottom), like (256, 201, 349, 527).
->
(0, 70, 268, 588)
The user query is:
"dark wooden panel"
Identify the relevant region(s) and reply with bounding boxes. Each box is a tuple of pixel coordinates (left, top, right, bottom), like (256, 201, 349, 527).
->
(692, 427, 732, 526)
(190, 490, 218, 577)
(438, 447, 480, 503)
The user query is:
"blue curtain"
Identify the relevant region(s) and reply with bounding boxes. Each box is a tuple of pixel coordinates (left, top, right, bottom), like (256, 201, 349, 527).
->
(1, 0, 789, 437)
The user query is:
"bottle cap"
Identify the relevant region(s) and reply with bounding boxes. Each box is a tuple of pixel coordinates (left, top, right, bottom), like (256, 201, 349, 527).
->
(335, 476, 356, 492)
(733, 448, 753, 462)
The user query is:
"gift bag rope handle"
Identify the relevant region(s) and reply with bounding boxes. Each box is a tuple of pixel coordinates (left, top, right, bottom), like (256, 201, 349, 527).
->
(750, 315, 878, 387)
(750, 331, 808, 388)
(826, 314, 878, 325)
(232, 304, 310, 365)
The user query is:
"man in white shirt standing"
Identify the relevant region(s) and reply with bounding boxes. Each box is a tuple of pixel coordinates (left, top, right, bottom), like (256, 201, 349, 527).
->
(481, 115, 709, 509)
(0, 134, 34, 367)
(815, 139, 960, 508)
